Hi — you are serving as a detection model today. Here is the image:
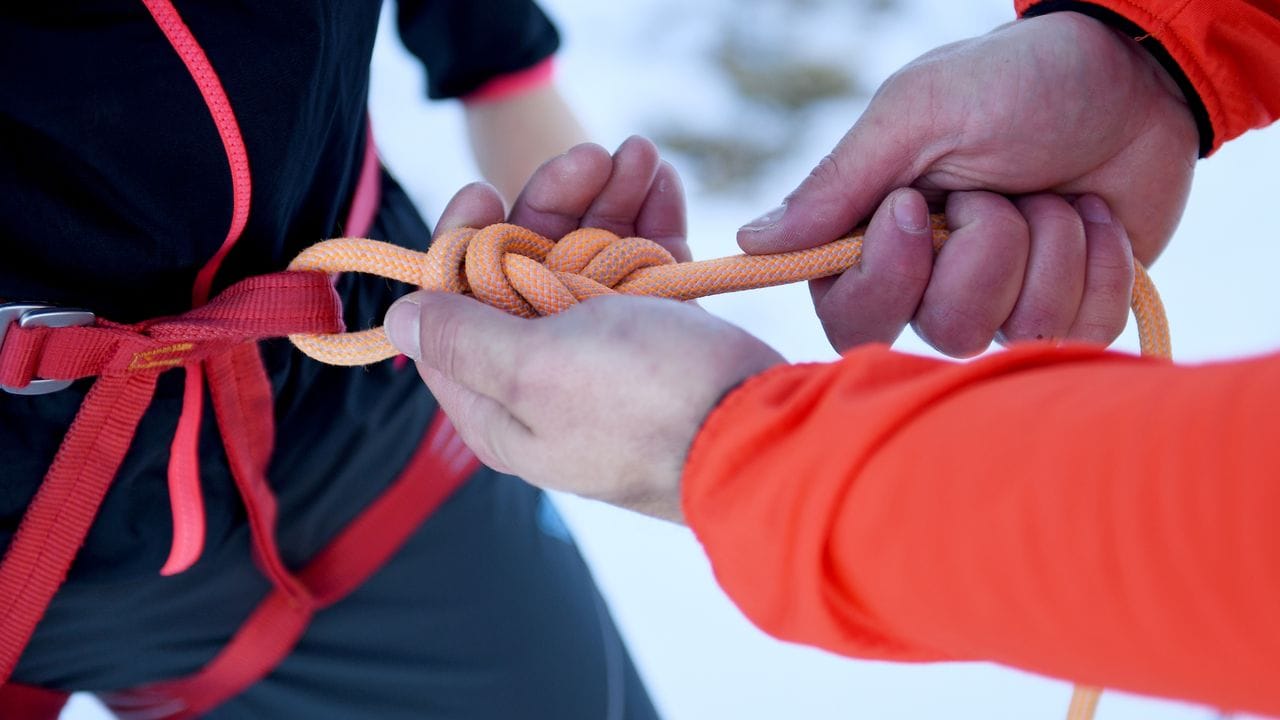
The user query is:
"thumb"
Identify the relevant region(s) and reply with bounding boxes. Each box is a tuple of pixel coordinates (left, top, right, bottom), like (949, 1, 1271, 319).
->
(384, 291, 529, 403)
(738, 102, 924, 254)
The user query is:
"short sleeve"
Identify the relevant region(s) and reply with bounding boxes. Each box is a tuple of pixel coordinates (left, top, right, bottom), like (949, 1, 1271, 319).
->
(396, 0, 561, 100)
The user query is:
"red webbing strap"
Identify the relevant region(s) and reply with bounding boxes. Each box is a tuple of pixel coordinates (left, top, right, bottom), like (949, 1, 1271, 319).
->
(0, 273, 343, 389)
(103, 412, 479, 719)
(0, 272, 342, 692)
(300, 412, 480, 605)
(0, 373, 159, 682)
(140, 0, 255, 579)
(206, 344, 310, 603)
(162, 371, 208, 577)
(0, 683, 70, 720)
(104, 592, 313, 720)
(139, 0, 252, 289)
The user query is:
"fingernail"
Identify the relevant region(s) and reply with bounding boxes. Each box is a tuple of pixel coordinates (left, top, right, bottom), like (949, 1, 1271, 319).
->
(741, 204, 786, 233)
(384, 294, 423, 361)
(891, 191, 928, 233)
(1077, 195, 1112, 224)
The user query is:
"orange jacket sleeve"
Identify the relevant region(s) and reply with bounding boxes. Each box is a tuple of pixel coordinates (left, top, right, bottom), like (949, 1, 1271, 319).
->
(1016, 0, 1280, 154)
(682, 344, 1280, 715)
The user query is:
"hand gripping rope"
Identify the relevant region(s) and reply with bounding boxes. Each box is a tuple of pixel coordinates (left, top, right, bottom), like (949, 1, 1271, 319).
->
(287, 214, 1172, 720)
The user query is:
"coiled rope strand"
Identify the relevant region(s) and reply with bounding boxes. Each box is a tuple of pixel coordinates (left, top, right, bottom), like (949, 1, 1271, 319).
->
(289, 215, 1168, 366)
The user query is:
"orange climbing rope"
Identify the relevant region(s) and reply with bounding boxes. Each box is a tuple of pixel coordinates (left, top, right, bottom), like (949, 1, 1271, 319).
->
(287, 214, 1171, 720)
(288, 215, 1169, 366)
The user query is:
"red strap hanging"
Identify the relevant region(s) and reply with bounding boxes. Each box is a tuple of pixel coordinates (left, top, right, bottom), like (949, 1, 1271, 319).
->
(139, 0, 256, 578)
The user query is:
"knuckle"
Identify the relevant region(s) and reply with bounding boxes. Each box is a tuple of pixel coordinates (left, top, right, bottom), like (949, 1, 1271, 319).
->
(1092, 254, 1136, 294)
(1071, 315, 1126, 344)
(825, 321, 905, 352)
(877, 252, 934, 295)
(948, 194, 1030, 245)
(451, 407, 500, 468)
(496, 370, 524, 410)
(805, 152, 850, 192)
(1018, 194, 1080, 225)
(915, 305, 994, 358)
(1073, 301, 1131, 346)
(1032, 209, 1085, 242)
(1084, 262, 1135, 315)
(482, 421, 513, 471)
(427, 312, 465, 380)
(879, 62, 928, 105)
(580, 215, 633, 236)
(816, 285, 913, 351)
(984, 207, 1031, 244)
(867, 226, 935, 285)
(1003, 305, 1067, 342)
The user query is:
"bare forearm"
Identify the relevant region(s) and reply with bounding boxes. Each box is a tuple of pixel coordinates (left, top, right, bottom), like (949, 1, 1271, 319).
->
(465, 85, 588, 204)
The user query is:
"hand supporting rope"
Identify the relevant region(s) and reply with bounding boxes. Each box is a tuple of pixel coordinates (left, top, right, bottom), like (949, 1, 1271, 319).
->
(287, 213, 1172, 720)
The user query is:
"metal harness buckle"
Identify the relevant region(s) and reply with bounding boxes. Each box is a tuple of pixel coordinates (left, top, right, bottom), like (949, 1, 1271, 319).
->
(0, 303, 96, 395)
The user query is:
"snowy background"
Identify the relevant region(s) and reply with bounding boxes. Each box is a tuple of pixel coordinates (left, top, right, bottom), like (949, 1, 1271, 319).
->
(67, 0, 1279, 718)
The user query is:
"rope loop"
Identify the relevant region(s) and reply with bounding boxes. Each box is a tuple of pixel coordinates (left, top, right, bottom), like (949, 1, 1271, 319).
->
(286, 215, 1168, 371)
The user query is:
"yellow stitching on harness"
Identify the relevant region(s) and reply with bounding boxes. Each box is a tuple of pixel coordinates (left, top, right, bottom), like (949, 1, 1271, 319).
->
(130, 342, 196, 371)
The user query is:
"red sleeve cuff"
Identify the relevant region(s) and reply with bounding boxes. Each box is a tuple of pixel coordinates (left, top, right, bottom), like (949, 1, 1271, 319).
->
(461, 57, 556, 105)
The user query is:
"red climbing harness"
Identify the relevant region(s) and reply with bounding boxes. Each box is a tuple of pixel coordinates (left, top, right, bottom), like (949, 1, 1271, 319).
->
(0, 2, 477, 717)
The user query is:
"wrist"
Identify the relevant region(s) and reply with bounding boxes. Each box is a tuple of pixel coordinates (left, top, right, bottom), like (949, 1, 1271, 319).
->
(1021, 2, 1211, 156)
(680, 362, 800, 523)
(1079, 13, 1200, 158)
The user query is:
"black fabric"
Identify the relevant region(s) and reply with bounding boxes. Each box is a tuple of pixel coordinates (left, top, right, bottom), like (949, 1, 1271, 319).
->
(0, 2, 653, 717)
(1020, 0, 1215, 157)
(0, 2, 379, 323)
(0, 1, 558, 326)
(0, 0, 554, 574)
(398, 0, 561, 99)
(206, 473, 658, 720)
(20, 461, 659, 719)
